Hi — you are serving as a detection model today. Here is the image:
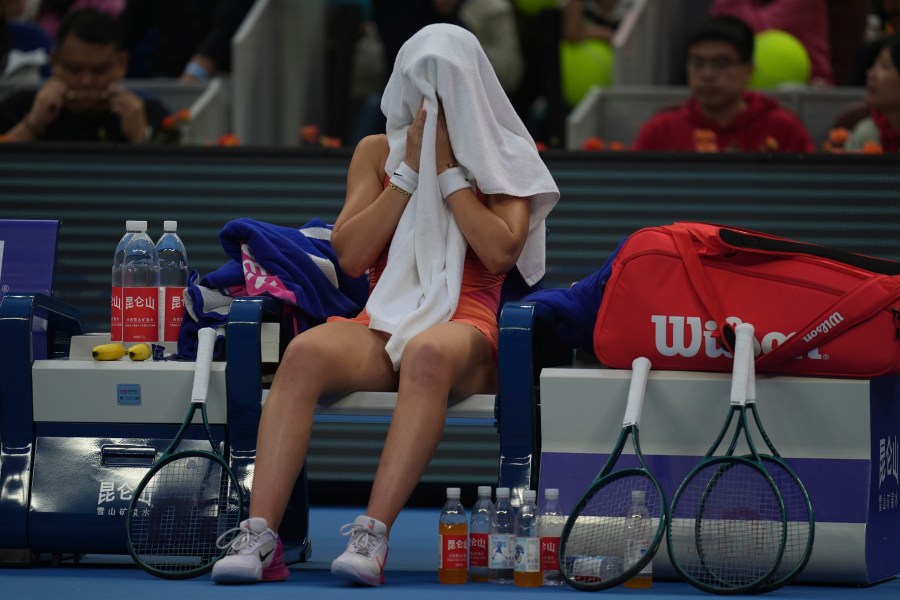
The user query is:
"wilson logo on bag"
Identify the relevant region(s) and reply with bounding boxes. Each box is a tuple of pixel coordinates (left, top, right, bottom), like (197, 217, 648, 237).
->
(650, 315, 826, 361)
(593, 223, 900, 378)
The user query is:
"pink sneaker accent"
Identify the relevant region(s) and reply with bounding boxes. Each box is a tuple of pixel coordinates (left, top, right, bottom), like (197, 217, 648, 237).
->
(262, 537, 289, 581)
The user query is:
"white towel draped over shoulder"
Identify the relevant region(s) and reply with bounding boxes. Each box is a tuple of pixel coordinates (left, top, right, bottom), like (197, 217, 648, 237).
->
(367, 23, 560, 369)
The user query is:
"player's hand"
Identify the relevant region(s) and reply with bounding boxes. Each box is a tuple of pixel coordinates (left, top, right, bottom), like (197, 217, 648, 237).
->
(435, 100, 457, 172)
(404, 98, 425, 172)
(109, 85, 149, 143)
(28, 77, 67, 132)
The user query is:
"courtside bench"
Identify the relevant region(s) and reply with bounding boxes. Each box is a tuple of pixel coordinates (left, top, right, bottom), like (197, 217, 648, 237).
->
(0, 293, 549, 565)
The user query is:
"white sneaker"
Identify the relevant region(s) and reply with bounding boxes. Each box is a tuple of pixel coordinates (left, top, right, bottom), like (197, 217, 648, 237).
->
(211, 517, 289, 583)
(330, 515, 389, 586)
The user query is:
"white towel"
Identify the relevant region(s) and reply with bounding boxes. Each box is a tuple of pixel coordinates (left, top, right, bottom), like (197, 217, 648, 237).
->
(367, 23, 560, 369)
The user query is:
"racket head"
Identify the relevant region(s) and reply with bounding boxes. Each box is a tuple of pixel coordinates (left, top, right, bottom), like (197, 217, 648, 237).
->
(740, 323, 815, 591)
(667, 455, 787, 594)
(753, 454, 815, 592)
(559, 467, 666, 591)
(126, 448, 243, 579)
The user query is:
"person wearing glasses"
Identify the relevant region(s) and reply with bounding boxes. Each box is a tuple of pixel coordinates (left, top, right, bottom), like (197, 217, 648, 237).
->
(0, 8, 167, 142)
(632, 15, 815, 153)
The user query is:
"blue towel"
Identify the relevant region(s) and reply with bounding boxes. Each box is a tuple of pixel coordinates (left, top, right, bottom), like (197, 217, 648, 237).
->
(521, 237, 626, 356)
(178, 218, 369, 359)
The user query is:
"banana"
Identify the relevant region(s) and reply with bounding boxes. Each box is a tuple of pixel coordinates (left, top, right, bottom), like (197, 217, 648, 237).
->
(127, 343, 152, 361)
(92, 342, 126, 361)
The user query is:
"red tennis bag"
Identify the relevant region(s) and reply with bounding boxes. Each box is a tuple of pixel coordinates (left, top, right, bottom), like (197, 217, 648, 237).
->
(593, 222, 900, 378)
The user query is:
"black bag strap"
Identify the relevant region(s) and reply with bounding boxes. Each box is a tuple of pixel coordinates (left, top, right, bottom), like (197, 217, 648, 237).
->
(719, 228, 900, 276)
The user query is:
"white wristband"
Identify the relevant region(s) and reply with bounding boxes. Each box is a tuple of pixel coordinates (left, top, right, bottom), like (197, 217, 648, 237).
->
(438, 167, 470, 198)
(389, 161, 419, 195)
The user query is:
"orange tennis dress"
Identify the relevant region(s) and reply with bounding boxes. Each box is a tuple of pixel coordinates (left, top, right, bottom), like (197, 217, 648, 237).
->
(328, 185, 505, 360)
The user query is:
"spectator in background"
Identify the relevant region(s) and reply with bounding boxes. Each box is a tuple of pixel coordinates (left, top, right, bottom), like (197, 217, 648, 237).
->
(710, 0, 833, 86)
(562, 0, 619, 44)
(632, 16, 815, 153)
(2, 0, 53, 79)
(116, 0, 255, 80)
(825, 0, 871, 86)
(846, 35, 900, 153)
(35, 0, 124, 41)
(459, 0, 524, 96)
(851, 0, 899, 86)
(0, 8, 168, 142)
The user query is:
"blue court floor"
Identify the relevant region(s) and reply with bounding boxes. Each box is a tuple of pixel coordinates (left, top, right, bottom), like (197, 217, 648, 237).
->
(1, 505, 898, 599)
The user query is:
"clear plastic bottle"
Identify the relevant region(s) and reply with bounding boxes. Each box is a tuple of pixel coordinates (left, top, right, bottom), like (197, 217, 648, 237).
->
(539, 487, 565, 586)
(469, 485, 494, 582)
(514, 489, 542, 587)
(438, 487, 468, 584)
(111, 221, 142, 342)
(122, 221, 159, 343)
(623, 489, 653, 589)
(155, 220, 189, 343)
(488, 486, 515, 584)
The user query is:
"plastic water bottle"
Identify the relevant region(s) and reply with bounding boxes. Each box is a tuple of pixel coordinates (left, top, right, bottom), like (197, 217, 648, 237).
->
(488, 487, 515, 584)
(469, 485, 494, 582)
(438, 487, 468, 584)
(539, 488, 565, 586)
(111, 220, 142, 342)
(623, 489, 653, 589)
(156, 220, 189, 343)
(122, 221, 159, 343)
(514, 489, 542, 587)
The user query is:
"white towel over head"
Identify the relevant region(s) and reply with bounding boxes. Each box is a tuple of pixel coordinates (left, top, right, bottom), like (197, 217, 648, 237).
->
(367, 23, 559, 369)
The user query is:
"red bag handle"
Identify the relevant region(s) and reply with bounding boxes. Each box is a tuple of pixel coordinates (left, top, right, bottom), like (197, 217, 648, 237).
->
(670, 224, 735, 351)
(669, 223, 900, 368)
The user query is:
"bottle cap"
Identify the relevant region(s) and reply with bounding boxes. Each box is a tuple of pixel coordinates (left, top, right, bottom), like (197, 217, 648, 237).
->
(477, 485, 492, 497)
(126, 220, 147, 232)
(447, 487, 461, 498)
(632, 489, 646, 502)
(163, 220, 178, 232)
(545, 488, 559, 500)
(524, 489, 537, 502)
(496, 487, 510, 498)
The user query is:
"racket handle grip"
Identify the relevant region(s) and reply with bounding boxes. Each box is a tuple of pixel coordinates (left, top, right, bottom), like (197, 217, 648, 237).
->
(730, 323, 755, 406)
(192, 327, 216, 403)
(623, 357, 651, 427)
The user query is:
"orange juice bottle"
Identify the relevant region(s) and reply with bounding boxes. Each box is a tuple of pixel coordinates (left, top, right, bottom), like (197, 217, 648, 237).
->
(514, 490, 542, 587)
(439, 487, 468, 584)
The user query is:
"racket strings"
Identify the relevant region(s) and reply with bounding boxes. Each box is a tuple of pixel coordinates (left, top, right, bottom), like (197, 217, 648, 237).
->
(669, 460, 786, 592)
(129, 454, 242, 574)
(758, 458, 813, 588)
(561, 474, 663, 586)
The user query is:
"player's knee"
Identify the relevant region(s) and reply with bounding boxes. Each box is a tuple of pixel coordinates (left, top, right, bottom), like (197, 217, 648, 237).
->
(401, 336, 454, 385)
(280, 332, 332, 374)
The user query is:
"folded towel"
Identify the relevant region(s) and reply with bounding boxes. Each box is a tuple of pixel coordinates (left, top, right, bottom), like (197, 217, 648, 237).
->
(369, 23, 560, 368)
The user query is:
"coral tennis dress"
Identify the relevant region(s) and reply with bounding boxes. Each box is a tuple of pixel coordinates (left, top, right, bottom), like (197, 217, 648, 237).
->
(329, 182, 505, 360)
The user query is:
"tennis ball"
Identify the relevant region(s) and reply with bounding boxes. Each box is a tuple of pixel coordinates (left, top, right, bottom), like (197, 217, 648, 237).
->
(560, 40, 614, 107)
(514, 0, 558, 16)
(749, 29, 811, 89)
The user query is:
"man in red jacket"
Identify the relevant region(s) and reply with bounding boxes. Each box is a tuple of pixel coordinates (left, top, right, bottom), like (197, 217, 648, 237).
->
(632, 16, 815, 153)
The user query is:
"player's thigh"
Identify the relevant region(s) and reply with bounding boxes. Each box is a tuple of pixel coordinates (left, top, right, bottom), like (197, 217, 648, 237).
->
(400, 321, 497, 400)
(279, 320, 398, 395)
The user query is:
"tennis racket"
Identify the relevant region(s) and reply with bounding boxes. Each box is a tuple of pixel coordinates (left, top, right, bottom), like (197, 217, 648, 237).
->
(667, 323, 787, 594)
(559, 357, 667, 591)
(126, 327, 243, 579)
(742, 333, 815, 592)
